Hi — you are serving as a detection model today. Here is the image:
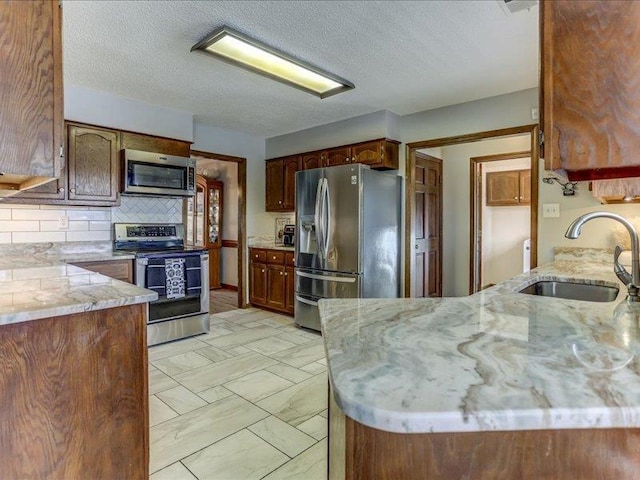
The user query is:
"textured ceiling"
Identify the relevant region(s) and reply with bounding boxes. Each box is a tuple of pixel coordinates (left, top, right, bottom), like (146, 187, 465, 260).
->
(62, 1, 539, 138)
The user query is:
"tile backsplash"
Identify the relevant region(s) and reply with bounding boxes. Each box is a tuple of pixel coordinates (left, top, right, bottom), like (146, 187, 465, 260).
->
(0, 196, 183, 244)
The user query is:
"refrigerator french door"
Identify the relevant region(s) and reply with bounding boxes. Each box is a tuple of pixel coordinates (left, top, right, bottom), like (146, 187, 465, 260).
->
(295, 163, 401, 331)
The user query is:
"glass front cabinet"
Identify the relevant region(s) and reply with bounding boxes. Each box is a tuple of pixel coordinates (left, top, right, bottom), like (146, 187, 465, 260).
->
(186, 175, 223, 288)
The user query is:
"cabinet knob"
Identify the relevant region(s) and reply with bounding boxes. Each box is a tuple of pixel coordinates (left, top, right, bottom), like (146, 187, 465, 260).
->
(273, 256, 276, 259)
(280, 271, 283, 276)
(415, 244, 419, 249)
(255, 254, 258, 258)
(70, 188, 76, 194)
(261, 269, 265, 273)
(285, 272, 288, 276)
(278, 201, 282, 204)
(58, 187, 65, 193)
(514, 196, 518, 200)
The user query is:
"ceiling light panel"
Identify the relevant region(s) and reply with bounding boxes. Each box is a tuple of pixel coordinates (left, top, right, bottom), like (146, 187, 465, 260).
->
(191, 26, 354, 98)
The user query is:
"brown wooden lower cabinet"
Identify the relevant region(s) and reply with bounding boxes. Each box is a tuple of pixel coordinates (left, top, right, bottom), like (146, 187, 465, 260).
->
(249, 248, 294, 315)
(328, 388, 640, 480)
(0, 304, 148, 479)
(71, 259, 134, 283)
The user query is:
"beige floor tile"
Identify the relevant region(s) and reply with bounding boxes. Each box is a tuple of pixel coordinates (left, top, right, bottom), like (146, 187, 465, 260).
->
(257, 374, 328, 426)
(300, 362, 327, 375)
(265, 363, 313, 384)
(183, 429, 289, 480)
(219, 345, 252, 355)
(270, 342, 326, 368)
(195, 344, 233, 362)
(150, 395, 269, 473)
(209, 319, 248, 332)
(316, 358, 327, 366)
(206, 326, 282, 349)
(262, 439, 327, 480)
(245, 336, 298, 356)
(148, 337, 209, 362)
(149, 395, 178, 427)
(197, 327, 234, 340)
(296, 415, 327, 440)
(319, 409, 328, 419)
(248, 416, 316, 458)
(156, 385, 207, 415)
(150, 461, 197, 480)
(148, 363, 158, 372)
(152, 351, 212, 376)
(258, 317, 295, 329)
(198, 384, 234, 403)
(276, 332, 314, 346)
(224, 370, 294, 403)
(173, 351, 278, 393)
(149, 369, 180, 395)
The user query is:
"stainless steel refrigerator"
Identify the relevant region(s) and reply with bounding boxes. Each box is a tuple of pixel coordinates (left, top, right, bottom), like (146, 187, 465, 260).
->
(294, 163, 402, 331)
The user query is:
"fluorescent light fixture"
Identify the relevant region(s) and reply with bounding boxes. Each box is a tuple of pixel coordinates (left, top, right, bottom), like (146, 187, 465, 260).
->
(191, 26, 354, 99)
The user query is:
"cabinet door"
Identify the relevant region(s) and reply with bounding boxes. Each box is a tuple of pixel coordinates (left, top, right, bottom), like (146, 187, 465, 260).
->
(285, 266, 295, 315)
(265, 159, 284, 211)
(541, 1, 640, 180)
(486, 171, 520, 206)
(250, 262, 267, 306)
(0, 0, 63, 179)
(519, 170, 531, 204)
(302, 152, 323, 170)
(282, 155, 300, 211)
(209, 247, 221, 289)
(266, 264, 286, 311)
(325, 146, 351, 167)
(352, 140, 383, 167)
(67, 125, 119, 202)
(120, 131, 191, 157)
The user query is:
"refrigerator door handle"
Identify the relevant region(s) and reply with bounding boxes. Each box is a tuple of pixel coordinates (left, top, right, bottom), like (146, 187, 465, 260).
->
(296, 270, 357, 283)
(314, 178, 324, 258)
(323, 177, 330, 258)
(296, 295, 319, 307)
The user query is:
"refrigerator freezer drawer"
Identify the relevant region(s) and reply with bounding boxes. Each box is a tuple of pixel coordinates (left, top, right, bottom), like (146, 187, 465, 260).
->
(294, 293, 322, 331)
(295, 269, 360, 298)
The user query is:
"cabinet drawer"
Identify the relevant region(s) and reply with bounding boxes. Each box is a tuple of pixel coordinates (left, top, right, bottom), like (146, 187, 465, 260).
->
(266, 251, 286, 265)
(73, 259, 133, 283)
(285, 252, 295, 266)
(250, 249, 267, 263)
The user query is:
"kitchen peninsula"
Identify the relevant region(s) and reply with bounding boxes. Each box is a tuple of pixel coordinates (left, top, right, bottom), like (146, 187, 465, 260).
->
(0, 247, 157, 479)
(320, 250, 640, 479)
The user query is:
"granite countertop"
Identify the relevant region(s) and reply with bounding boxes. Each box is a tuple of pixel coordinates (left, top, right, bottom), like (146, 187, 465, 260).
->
(319, 253, 640, 434)
(0, 242, 155, 326)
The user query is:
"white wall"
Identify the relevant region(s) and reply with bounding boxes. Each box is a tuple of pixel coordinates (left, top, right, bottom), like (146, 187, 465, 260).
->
(482, 158, 531, 287)
(65, 85, 193, 141)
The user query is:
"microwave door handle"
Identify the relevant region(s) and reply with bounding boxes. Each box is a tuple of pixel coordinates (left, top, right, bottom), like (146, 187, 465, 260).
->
(314, 178, 324, 258)
(323, 178, 330, 258)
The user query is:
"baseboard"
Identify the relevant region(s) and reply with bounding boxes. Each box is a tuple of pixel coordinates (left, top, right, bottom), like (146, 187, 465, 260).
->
(221, 283, 239, 291)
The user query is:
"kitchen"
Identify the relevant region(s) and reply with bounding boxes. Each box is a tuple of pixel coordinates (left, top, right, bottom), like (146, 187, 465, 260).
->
(2, 0, 640, 479)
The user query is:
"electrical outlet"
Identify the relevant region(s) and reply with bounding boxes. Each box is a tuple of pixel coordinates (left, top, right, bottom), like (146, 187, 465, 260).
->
(531, 107, 539, 121)
(58, 215, 69, 230)
(542, 203, 560, 218)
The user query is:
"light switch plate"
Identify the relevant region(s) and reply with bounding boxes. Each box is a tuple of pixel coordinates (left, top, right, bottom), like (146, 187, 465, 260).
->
(543, 203, 560, 218)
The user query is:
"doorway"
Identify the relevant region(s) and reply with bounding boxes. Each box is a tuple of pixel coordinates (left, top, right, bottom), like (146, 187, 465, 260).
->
(190, 150, 247, 310)
(405, 124, 539, 297)
(471, 151, 531, 292)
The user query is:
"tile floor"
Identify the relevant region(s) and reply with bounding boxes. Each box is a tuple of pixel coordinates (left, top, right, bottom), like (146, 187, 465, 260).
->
(148, 308, 327, 480)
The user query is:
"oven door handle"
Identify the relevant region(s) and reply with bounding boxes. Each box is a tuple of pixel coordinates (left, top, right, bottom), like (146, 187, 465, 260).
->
(296, 295, 319, 307)
(296, 271, 357, 283)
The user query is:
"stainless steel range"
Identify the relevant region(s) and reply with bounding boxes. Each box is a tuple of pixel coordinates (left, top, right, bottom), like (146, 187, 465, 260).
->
(114, 223, 210, 346)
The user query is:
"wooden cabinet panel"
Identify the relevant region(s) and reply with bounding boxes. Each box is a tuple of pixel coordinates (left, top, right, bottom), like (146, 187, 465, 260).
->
(541, 1, 640, 180)
(266, 251, 286, 265)
(68, 124, 119, 202)
(266, 264, 286, 310)
(591, 178, 640, 204)
(285, 265, 295, 315)
(282, 155, 300, 211)
(250, 260, 267, 306)
(251, 249, 267, 263)
(302, 151, 323, 170)
(352, 139, 400, 170)
(120, 131, 191, 157)
(72, 260, 133, 283)
(265, 159, 284, 210)
(208, 247, 221, 289)
(486, 170, 530, 206)
(0, 304, 148, 479)
(325, 146, 351, 167)
(0, 0, 63, 183)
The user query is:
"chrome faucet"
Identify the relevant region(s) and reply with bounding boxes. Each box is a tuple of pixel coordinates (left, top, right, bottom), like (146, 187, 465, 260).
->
(565, 212, 640, 301)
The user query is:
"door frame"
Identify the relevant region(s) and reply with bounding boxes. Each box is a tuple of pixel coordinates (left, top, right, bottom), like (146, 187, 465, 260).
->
(405, 124, 539, 297)
(191, 149, 247, 308)
(470, 150, 533, 293)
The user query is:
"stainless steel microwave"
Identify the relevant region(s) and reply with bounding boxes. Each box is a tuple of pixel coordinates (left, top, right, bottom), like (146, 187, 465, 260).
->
(122, 149, 196, 197)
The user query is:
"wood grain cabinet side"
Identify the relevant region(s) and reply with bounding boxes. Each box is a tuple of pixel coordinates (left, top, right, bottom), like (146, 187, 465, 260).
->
(0, 0, 64, 184)
(71, 260, 134, 284)
(301, 151, 324, 170)
(541, 1, 640, 180)
(266, 155, 299, 212)
(324, 146, 352, 167)
(352, 139, 400, 170)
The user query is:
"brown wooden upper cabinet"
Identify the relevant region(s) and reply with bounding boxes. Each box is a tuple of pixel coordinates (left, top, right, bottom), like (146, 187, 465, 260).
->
(324, 146, 351, 167)
(266, 155, 300, 212)
(486, 170, 530, 206)
(541, 1, 640, 181)
(301, 151, 323, 170)
(0, 0, 64, 193)
(297, 139, 400, 171)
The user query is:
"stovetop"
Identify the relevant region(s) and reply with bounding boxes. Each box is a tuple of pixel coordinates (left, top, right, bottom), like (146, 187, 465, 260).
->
(113, 223, 207, 258)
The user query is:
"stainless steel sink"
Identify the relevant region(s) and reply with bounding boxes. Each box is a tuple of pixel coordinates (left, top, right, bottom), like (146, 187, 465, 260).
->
(519, 280, 619, 302)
